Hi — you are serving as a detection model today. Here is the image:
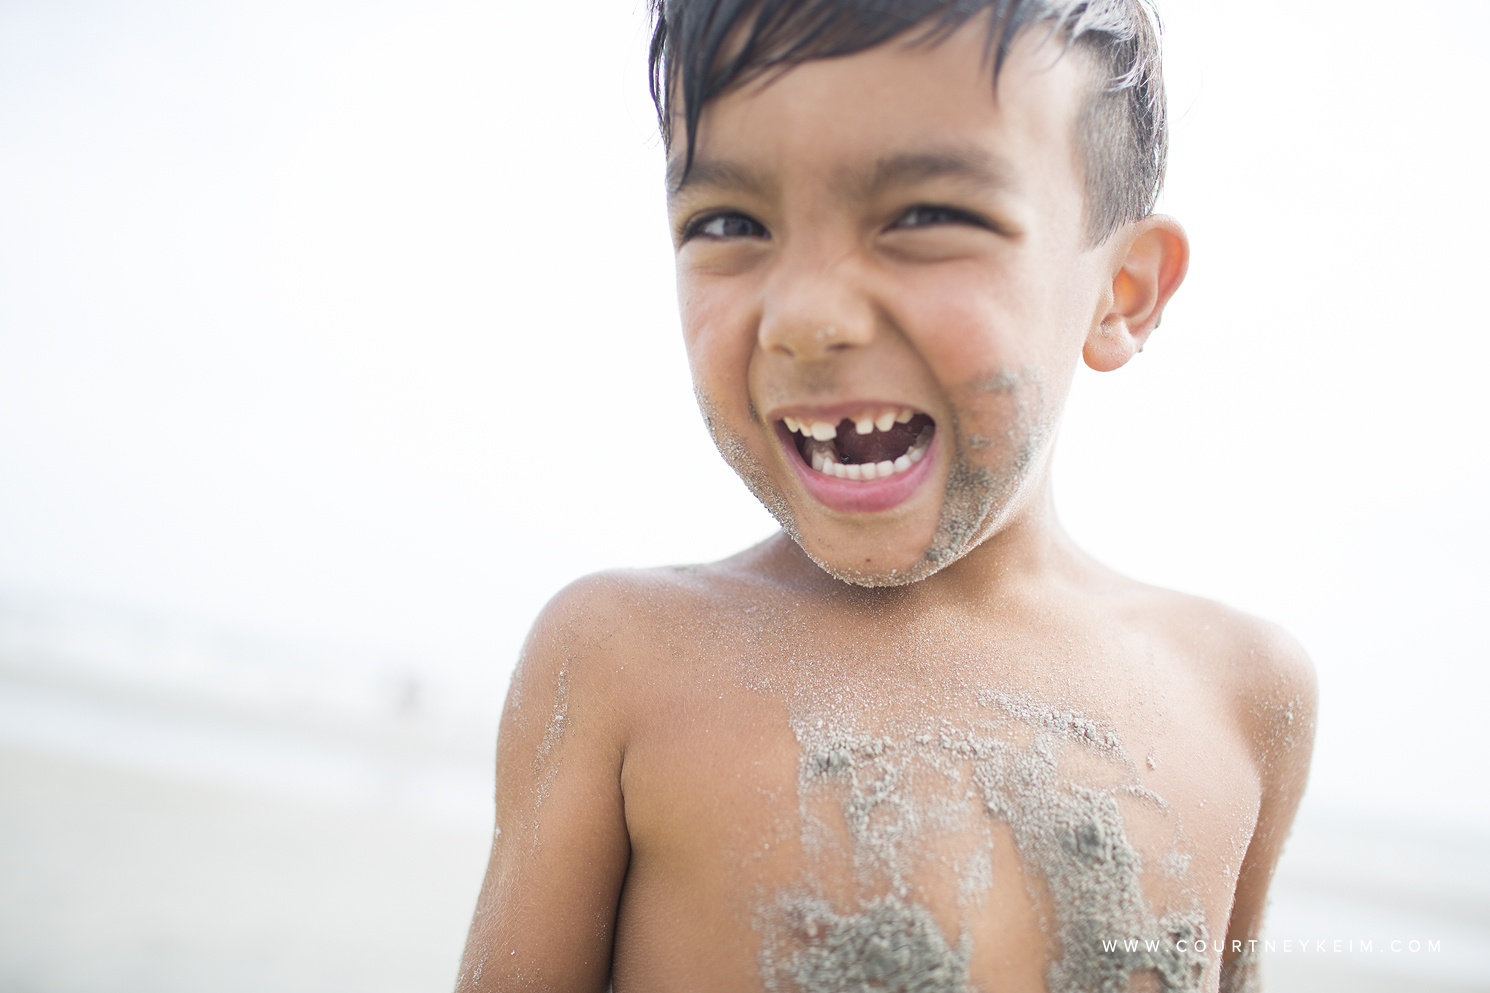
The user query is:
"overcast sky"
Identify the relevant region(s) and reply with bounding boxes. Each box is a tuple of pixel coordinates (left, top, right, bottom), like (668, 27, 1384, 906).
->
(1, 0, 1485, 830)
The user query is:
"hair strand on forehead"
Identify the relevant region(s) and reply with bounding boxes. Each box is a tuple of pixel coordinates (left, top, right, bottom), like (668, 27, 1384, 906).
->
(649, 0, 1167, 245)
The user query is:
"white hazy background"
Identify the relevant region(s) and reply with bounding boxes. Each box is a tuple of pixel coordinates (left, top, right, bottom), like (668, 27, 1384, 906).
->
(0, 1, 1486, 991)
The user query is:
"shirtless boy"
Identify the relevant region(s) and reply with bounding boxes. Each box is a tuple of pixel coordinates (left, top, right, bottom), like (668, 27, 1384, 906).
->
(458, 1, 1316, 990)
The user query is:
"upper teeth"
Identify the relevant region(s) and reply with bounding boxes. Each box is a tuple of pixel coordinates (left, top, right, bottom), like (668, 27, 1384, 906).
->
(785, 407, 916, 441)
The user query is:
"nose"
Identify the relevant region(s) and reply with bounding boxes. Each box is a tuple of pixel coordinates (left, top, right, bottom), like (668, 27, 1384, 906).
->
(757, 250, 875, 362)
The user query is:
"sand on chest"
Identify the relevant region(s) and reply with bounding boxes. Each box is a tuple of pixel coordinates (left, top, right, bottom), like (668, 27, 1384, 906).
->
(755, 684, 1210, 993)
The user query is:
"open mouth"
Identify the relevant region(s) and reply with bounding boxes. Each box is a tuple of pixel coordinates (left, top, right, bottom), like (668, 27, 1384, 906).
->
(782, 407, 936, 481)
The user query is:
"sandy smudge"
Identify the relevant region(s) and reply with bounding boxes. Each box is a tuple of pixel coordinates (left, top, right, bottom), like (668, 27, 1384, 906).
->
(758, 689, 1209, 993)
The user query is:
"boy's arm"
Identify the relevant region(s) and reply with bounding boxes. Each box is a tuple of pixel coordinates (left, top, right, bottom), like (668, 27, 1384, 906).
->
(1219, 625, 1318, 993)
(456, 581, 633, 993)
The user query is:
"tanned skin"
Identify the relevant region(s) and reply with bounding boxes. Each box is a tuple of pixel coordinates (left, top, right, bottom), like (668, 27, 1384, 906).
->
(457, 20, 1315, 993)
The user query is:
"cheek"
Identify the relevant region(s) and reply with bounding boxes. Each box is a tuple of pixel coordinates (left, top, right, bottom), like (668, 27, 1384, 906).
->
(678, 272, 759, 394)
(888, 264, 1037, 386)
(678, 273, 773, 449)
(884, 264, 1075, 470)
(887, 258, 1085, 397)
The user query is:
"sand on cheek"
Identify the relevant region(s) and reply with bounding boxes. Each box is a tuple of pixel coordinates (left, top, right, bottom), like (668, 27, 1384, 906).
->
(696, 388, 803, 544)
(898, 366, 1057, 583)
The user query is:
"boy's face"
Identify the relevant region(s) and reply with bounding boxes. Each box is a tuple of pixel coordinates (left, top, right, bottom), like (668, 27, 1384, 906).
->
(668, 22, 1120, 585)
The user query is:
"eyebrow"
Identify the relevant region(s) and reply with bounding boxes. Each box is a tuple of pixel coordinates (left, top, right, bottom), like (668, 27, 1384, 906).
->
(856, 149, 1016, 198)
(667, 147, 1015, 203)
(667, 157, 769, 198)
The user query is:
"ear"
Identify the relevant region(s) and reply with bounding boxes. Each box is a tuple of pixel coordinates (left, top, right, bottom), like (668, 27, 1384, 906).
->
(1084, 215, 1190, 372)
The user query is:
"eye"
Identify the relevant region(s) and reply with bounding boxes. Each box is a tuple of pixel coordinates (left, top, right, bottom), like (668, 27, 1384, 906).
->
(891, 204, 993, 231)
(686, 212, 769, 241)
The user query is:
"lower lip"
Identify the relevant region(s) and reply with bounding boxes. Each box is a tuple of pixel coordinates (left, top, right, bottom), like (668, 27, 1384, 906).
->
(778, 423, 938, 515)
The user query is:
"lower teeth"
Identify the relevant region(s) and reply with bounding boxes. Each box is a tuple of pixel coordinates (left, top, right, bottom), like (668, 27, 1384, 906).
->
(810, 426, 933, 480)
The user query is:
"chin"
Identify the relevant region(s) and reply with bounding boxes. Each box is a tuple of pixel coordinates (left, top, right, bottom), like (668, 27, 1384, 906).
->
(798, 454, 1020, 588)
(806, 552, 945, 588)
(795, 529, 978, 588)
(789, 532, 935, 588)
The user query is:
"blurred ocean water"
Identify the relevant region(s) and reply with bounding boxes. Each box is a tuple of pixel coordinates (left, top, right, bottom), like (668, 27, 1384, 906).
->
(0, 595, 497, 993)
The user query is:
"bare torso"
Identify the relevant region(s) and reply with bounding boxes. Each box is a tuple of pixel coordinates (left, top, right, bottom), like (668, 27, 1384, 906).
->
(459, 535, 1313, 993)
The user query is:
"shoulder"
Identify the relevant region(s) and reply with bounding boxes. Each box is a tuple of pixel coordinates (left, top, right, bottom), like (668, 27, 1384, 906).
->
(524, 537, 800, 652)
(1120, 584, 1317, 771)
(1156, 590, 1314, 698)
(515, 566, 703, 679)
(524, 562, 757, 654)
(507, 562, 763, 724)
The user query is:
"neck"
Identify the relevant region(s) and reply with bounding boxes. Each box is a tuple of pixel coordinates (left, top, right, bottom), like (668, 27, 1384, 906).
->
(928, 476, 1085, 604)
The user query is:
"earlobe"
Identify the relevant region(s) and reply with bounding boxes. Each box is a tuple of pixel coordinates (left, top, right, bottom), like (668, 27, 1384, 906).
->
(1083, 316, 1138, 373)
(1084, 215, 1189, 372)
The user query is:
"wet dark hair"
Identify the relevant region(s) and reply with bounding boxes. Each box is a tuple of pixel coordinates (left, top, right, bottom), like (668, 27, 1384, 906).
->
(648, 0, 1166, 243)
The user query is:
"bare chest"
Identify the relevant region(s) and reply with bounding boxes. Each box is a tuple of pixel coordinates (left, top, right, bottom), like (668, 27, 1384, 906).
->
(613, 649, 1258, 992)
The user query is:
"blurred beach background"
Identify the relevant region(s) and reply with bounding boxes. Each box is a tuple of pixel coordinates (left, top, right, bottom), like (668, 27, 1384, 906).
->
(1, 0, 1486, 990)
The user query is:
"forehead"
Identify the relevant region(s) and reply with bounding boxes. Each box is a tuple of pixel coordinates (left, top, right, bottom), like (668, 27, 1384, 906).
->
(670, 21, 1091, 199)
